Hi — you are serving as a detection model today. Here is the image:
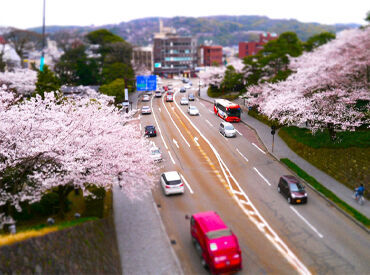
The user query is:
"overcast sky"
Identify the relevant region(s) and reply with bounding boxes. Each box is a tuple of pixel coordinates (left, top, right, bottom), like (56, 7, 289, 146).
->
(1, 0, 369, 29)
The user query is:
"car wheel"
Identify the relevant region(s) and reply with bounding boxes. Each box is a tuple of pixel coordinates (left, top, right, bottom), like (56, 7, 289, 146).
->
(277, 186, 281, 193)
(201, 258, 208, 269)
(287, 197, 292, 204)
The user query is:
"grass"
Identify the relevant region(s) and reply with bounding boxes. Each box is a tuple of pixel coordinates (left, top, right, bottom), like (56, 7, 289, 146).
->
(280, 126, 370, 148)
(279, 128, 370, 198)
(281, 158, 370, 228)
(207, 87, 241, 100)
(0, 217, 98, 247)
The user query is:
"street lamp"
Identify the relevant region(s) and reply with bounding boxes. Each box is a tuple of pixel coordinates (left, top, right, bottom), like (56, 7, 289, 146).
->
(40, 0, 46, 71)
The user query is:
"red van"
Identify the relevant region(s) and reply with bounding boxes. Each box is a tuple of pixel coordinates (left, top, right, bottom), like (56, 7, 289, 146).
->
(190, 211, 242, 274)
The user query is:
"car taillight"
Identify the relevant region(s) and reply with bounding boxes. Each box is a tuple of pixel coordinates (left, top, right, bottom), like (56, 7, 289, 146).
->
(154, 130, 156, 134)
(179, 183, 184, 187)
(165, 185, 171, 189)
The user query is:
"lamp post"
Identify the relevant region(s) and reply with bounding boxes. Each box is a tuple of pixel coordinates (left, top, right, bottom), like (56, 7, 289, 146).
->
(40, 0, 46, 71)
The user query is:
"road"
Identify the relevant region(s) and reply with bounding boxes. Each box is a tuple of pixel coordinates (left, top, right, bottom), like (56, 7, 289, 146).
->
(137, 78, 370, 274)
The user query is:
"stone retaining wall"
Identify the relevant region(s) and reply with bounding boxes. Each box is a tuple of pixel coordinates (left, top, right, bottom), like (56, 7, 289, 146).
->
(0, 216, 121, 274)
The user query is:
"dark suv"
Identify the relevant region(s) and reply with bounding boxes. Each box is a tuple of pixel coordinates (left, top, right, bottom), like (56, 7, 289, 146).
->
(144, 125, 157, 137)
(277, 175, 307, 204)
(188, 93, 195, 101)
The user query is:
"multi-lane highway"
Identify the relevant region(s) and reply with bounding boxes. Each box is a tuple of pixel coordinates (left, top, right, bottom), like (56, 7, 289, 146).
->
(137, 79, 370, 274)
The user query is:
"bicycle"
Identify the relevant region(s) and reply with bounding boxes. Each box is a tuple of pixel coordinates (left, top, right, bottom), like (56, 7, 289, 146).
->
(353, 189, 365, 205)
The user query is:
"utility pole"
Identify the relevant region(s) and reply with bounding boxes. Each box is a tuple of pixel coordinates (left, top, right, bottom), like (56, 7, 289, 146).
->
(40, 0, 46, 71)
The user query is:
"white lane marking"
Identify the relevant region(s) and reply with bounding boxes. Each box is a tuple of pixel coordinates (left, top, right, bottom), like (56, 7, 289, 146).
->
(180, 174, 194, 194)
(139, 124, 142, 131)
(232, 190, 244, 196)
(158, 107, 161, 112)
(138, 114, 141, 120)
(208, 109, 213, 113)
(205, 119, 213, 127)
(194, 137, 200, 146)
(253, 167, 271, 186)
(252, 143, 266, 154)
(173, 138, 179, 149)
(173, 93, 311, 275)
(199, 102, 205, 107)
(150, 96, 168, 150)
(199, 113, 202, 117)
(236, 129, 243, 136)
(168, 150, 176, 164)
(162, 95, 191, 147)
(236, 148, 249, 162)
(290, 207, 324, 239)
(171, 106, 175, 110)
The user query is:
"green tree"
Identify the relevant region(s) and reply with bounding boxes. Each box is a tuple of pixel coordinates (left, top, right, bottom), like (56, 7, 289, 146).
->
(102, 62, 135, 92)
(366, 11, 370, 22)
(55, 45, 100, 85)
(243, 32, 303, 84)
(0, 47, 6, 72)
(35, 65, 60, 97)
(86, 29, 124, 45)
(220, 65, 244, 93)
(99, 78, 125, 104)
(303, 32, 336, 52)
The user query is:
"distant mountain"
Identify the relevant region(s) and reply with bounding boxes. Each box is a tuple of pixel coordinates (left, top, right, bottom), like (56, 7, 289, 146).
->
(27, 15, 360, 46)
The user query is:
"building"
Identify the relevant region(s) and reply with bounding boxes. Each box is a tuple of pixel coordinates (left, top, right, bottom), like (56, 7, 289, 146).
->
(153, 20, 197, 77)
(238, 32, 278, 59)
(132, 46, 153, 72)
(198, 45, 223, 67)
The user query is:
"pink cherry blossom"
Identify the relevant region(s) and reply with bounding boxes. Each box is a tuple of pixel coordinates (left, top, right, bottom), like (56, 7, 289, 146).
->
(0, 85, 157, 226)
(245, 27, 370, 132)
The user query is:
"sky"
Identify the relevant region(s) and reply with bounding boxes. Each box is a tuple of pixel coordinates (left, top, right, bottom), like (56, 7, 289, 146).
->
(0, 0, 369, 29)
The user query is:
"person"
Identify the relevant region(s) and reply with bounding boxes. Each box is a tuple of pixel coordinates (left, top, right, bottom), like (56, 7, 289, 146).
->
(355, 184, 365, 199)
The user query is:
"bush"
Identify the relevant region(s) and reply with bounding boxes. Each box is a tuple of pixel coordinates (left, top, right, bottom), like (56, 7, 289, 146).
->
(83, 187, 106, 218)
(13, 192, 61, 221)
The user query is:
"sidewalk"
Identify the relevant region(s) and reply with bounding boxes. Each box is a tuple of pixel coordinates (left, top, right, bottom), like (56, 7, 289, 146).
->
(198, 88, 370, 219)
(113, 186, 183, 275)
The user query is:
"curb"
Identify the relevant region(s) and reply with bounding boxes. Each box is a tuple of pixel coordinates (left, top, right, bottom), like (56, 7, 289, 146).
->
(198, 94, 369, 233)
(152, 197, 184, 275)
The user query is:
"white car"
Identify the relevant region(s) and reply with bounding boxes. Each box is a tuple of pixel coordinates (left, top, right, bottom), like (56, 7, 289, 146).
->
(199, 80, 204, 87)
(150, 146, 162, 162)
(142, 95, 150, 102)
(184, 83, 191, 89)
(155, 91, 162, 97)
(180, 97, 189, 105)
(141, 106, 151, 114)
(188, 105, 199, 116)
(219, 121, 236, 137)
(160, 171, 184, 195)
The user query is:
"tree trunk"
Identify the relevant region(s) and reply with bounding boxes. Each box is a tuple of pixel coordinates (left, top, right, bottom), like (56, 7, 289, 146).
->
(327, 123, 337, 141)
(56, 185, 74, 218)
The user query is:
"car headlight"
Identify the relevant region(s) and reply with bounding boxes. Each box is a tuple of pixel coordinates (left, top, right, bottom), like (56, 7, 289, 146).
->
(291, 193, 296, 198)
(304, 193, 307, 197)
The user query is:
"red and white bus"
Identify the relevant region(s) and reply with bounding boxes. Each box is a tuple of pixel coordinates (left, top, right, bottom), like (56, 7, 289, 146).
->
(214, 99, 241, 122)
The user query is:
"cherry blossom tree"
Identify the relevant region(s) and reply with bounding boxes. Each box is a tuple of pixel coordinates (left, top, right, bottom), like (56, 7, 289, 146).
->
(0, 86, 156, 225)
(0, 68, 37, 95)
(198, 57, 243, 87)
(245, 27, 370, 136)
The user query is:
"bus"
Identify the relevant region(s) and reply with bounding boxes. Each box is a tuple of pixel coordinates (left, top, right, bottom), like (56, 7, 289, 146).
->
(214, 99, 241, 122)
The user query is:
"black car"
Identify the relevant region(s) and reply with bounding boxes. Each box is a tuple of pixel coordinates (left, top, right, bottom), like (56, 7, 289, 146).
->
(144, 125, 157, 137)
(277, 175, 307, 204)
(188, 93, 195, 101)
(180, 87, 186, 93)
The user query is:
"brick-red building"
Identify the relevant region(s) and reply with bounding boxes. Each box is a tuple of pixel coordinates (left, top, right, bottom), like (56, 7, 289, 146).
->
(238, 32, 278, 59)
(198, 45, 223, 66)
(0, 36, 6, 44)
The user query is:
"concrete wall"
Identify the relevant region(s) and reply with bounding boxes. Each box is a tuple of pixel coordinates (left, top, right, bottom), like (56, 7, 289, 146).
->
(0, 216, 121, 274)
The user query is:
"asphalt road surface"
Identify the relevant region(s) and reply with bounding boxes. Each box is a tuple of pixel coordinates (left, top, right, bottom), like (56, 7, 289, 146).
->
(137, 79, 370, 274)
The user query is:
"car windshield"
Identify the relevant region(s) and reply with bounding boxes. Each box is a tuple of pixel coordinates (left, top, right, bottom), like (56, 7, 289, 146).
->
(206, 228, 232, 239)
(142, 106, 149, 109)
(290, 183, 305, 192)
(225, 125, 234, 130)
(151, 149, 160, 154)
(146, 126, 154, 130)
(190, 106, 197, 110)
(227, 108, 241, 117)
(181, 98, 187, 101)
